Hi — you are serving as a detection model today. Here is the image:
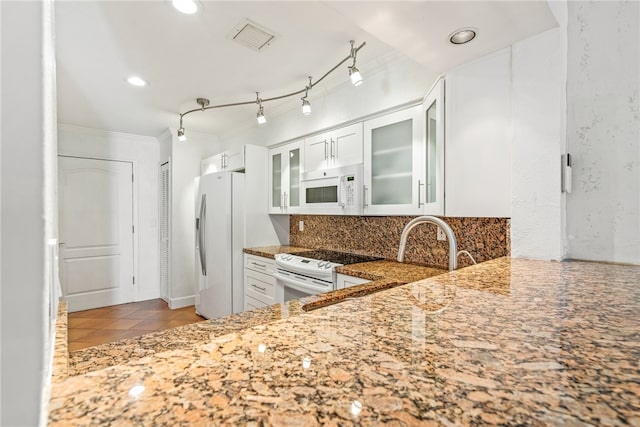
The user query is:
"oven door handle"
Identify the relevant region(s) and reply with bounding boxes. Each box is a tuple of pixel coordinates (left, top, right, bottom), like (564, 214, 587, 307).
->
(274, 273, 332, 295)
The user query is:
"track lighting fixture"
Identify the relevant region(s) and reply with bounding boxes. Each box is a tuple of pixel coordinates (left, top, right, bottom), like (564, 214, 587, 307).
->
(256, 93, 267, 124)
(348, 40, 363, 87)
(301, 98, 311, 115)
(177, 127, 186, 142)
(176, 41, 366, 139)
(301, 76, 312, 115)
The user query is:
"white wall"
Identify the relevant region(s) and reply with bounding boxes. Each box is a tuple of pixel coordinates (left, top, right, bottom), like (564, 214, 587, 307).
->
(566, 1, 640, 264)
(444, 48, 512, 218)
(58, 124, 161, 301)
(220, 54, 437, 149)
(1, 1, 57, 424)
(159, 129, 221, 307)
(510, 27, 565, 260)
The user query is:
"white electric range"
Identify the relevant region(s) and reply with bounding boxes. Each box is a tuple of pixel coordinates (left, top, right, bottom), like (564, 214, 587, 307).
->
(274, 250, 382, 302)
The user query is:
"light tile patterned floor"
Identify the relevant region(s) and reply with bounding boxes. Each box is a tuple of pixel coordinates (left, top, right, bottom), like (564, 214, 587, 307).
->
(67, 299, 205, 351)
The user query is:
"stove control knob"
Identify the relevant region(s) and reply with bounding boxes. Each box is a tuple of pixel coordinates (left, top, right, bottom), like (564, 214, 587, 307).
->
(324, 264, 332, 269)
(318, 261, 325, 267)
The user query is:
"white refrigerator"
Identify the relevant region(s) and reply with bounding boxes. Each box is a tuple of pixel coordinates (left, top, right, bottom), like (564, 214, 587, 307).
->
(194, 171, 245, 319)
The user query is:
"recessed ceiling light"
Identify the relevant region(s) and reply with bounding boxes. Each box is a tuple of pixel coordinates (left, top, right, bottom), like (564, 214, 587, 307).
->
(172, 0, 198, 14)
(449, 28, 477, 45)
(127, 76, 149, 87)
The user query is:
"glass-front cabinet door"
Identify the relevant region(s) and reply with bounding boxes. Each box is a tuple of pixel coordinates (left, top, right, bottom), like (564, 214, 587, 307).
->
(268, 140, 303, 214)
(363, 105, 423, 215)
(422, 78, 444, 215)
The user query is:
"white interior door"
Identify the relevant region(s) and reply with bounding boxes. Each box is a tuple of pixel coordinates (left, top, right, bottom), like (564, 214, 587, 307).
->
(58, 156, 134, 312)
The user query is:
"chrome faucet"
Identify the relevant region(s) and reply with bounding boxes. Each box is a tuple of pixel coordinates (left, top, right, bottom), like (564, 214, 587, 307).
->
(397, 216, 458, 271)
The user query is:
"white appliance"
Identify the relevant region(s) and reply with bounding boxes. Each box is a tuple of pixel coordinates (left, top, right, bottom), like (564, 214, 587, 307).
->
(300, 165, 363, 215)
(195, 171, 245, 319)
(274, 250, 382, 302)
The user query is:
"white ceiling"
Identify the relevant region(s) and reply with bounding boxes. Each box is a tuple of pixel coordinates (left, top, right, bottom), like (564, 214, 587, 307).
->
(55, 1, 557, 138)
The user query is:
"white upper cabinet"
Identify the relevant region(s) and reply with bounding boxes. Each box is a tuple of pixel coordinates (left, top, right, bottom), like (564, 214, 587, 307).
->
(422, 78, 445, 216)
(304, 123, 363, 172)
(201, 146, 245, 175)
(363, 105, 424, 215)
(269, 140, 303, 214)
(444, 48, 511, 217)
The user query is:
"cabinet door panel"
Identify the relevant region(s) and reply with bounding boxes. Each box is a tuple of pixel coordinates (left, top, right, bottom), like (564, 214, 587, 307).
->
(422, 78, 444, 215)
(304, 134, 329, 172)
(269, 150, 283, 213)
(224, 148, 244, 171)
(364, 106, 423, 215)
(331, 123, 363, 167)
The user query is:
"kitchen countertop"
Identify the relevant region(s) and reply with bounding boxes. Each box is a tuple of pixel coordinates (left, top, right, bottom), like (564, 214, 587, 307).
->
(66, 248, 444, 375)
(242, 245, 313, 259)
(49, 258, 640, 425)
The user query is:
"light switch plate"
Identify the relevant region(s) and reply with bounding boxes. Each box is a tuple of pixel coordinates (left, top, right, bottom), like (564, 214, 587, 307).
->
(299, 221, 304, 231)
(437, 227, 446, 241)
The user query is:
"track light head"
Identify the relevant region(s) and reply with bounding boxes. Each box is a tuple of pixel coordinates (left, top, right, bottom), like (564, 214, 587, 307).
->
(256, 106, 266, 124)
(177, 127, 187, 142)
(349, 66, 363, 87)
(301, 98, 311, 115)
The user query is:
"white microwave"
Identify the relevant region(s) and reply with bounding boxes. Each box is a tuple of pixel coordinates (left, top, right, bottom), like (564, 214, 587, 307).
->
(300, 165, 363, 215)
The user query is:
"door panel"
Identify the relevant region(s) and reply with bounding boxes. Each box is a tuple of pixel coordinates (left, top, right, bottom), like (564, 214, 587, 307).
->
(58, 156, 134, 312)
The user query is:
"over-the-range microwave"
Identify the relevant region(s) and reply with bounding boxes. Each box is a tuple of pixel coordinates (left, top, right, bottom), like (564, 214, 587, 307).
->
(300, 164, 363, 215)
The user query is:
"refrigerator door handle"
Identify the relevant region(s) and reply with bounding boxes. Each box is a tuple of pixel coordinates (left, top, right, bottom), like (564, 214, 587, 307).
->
(198, 194, 207, 276)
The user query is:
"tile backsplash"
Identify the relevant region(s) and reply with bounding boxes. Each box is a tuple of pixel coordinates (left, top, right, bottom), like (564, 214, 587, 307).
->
(289, 215, 510, 269)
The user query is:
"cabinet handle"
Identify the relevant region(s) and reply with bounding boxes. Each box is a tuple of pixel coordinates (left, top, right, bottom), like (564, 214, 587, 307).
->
(283, 191, 288, 210)
(363, 185, 368, 209)
(252, 262, 266, 268)
(324, 141, 328, 160)
(330, 139, 335, 159)
(418, 179, 425, 207)
(252, 284, 266, 292)
(220, 155, 224, 169)
(223, 153, 227, 169)
(281, 193, 284, 212)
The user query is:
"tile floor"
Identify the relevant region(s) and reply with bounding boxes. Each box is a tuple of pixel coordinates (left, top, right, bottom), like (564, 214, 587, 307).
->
(68, 299, 205, 351)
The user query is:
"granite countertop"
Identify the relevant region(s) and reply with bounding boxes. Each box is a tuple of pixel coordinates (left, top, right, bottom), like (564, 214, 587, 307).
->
(65, 247, 443, 376)
(49, 257, 640, 425)
(242, 245, 313, 259)
(336, 259, 446, 283)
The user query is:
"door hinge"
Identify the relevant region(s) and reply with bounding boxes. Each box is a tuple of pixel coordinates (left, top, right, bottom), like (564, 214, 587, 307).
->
(132, 225, 135, 233)
(132, 173, 134, 182)
(133, 276, 135, 284)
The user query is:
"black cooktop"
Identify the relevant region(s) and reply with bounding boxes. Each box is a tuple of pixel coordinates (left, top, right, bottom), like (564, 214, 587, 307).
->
(295, 249, 383, 266)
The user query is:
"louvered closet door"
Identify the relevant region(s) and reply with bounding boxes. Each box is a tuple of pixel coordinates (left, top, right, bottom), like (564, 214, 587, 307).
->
(160, 162, 170, 300)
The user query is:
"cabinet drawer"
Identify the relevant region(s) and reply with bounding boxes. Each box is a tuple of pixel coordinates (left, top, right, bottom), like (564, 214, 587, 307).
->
(244, 269, 276, 304)
(244, 294, 269, 311)
(245, 254, 275, 275)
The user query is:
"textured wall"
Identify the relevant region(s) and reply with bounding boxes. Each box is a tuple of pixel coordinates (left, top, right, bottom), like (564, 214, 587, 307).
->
(566, 1, 640, 264)
(511, 27, 566, 261)
(289, 215, 509, 269)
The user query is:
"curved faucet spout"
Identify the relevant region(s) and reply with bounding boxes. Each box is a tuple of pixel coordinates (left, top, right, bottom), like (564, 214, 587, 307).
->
(397, 216, 457, 271)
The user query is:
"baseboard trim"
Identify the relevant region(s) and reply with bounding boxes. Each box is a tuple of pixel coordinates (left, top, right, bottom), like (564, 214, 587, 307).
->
(169, 295, 195, 309)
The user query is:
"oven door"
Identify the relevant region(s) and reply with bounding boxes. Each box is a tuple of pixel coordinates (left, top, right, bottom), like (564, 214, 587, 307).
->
(274, 270, 333, 303)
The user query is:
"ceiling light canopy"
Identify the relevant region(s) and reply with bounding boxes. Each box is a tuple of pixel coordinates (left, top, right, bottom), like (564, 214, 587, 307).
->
(172, 0, 198, 15)
(127, 76, 149, 87)
(449, 28, 477, 45)
(177, 41, 366, 140)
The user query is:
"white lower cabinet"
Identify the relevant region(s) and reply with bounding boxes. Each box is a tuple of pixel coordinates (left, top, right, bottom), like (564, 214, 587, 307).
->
(336, 273, 371, 290)
(243, 254, 276, 310)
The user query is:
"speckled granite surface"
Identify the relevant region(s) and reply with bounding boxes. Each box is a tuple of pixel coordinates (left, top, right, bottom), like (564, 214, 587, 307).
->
(50, 258, 640, 426)
(68, 251, 442, 376)
(337, 260, 446, 283)
(290, 215, 510, 269)
(242, 245, 312, 259)
(52, 301, 68, 382)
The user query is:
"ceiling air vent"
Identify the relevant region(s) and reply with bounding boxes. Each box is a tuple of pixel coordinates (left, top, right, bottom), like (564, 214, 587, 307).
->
(231, 20, 275, 51)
